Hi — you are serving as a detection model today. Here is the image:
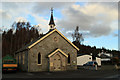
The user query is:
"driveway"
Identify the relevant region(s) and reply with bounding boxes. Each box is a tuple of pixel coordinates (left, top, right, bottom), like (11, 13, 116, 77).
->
(2, 65, 120, 80)
(2, 69, 120, 79)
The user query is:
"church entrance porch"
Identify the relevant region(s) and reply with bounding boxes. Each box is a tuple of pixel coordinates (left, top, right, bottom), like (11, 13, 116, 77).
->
(53, 54, 61, 71)
(48, 49, 68, 71)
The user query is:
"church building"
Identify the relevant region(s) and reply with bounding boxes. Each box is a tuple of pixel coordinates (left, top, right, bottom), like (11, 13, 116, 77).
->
(15, 8, 79, 72)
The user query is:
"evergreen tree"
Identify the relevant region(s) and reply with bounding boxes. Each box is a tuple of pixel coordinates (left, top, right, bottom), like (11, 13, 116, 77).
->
(2, 21, 43, 57)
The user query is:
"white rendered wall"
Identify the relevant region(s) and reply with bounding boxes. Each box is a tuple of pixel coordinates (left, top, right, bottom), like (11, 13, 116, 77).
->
(96, 57, 101, 66)
(77, 55, 92, 66)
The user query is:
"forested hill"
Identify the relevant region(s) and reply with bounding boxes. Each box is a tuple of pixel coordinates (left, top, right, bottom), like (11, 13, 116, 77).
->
(72, 41, 120, 58)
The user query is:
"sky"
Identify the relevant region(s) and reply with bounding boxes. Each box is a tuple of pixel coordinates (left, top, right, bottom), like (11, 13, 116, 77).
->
(0, 1, 119, 51)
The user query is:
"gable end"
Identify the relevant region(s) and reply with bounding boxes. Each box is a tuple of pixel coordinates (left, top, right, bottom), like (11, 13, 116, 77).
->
(28, 29, 79, 51)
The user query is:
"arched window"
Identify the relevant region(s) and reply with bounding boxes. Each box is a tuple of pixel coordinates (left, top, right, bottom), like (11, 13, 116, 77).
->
(38, 53, 41, 64)
(68, 54, 70, 64)
(23, 54, 25, 64)
(17, 55, 19, 64)
(19, 55, 21, 64)
(16, 56, 18, 63)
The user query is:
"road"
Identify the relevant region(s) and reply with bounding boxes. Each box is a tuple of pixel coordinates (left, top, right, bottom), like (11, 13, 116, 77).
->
(2, 69, 120, 80)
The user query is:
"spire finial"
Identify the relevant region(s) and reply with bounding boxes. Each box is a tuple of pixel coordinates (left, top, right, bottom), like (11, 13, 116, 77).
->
(51, 7, 53, 14)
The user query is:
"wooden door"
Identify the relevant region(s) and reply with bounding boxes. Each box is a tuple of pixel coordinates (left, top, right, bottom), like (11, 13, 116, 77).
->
(53, 54, 61, 71)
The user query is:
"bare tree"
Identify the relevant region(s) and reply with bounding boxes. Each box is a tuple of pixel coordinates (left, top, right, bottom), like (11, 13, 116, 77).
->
(72, 26, 84, 44)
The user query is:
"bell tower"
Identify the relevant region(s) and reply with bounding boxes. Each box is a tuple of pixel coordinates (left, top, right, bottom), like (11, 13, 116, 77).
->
(49, 8, 55, 31)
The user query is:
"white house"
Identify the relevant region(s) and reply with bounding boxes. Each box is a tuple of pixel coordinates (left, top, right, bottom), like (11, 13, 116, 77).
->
(77, 54, 92, 66)
(98, 52, 112, 61)
(77, 54, 101, 66)
(96, 57, 101, 66)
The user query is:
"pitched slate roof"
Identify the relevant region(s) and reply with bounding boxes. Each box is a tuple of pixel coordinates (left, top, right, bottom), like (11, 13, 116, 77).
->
(77, 53, 90, 56)
(15, 34, 46, 54)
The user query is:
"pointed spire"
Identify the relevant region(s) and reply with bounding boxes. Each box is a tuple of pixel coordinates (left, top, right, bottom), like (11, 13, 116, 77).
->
(49, 7, 55, 30)
(49, 8, 55, 26)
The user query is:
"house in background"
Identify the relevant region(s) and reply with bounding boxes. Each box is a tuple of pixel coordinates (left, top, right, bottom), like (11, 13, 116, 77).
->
(98, 51, 112, 61)
(77, 53, 101, 66)
(95, 57, 101, 66)
(98, 50, 113, 64)
(77, 54, 92, 66)
(15, 8, 79, 72)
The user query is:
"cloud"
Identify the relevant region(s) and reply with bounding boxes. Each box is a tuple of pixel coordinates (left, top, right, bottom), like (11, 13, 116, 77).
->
(57, 2, 118, 37)
(32, 2, 74, 15)
(0, 9, 12, 28)
(1, 2, 118, 38)
(16, 17, 27, 22)
(1, 2, 74, 32)
(30, 13, 49, 33)
(0, 9, 11, 19)
(113, 33, 118, 37)
(90, 24, 112, 37)
(1, 2, 34, 28)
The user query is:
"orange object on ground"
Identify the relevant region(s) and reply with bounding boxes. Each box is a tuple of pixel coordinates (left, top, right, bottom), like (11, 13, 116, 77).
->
(3, 64, 17, 67)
